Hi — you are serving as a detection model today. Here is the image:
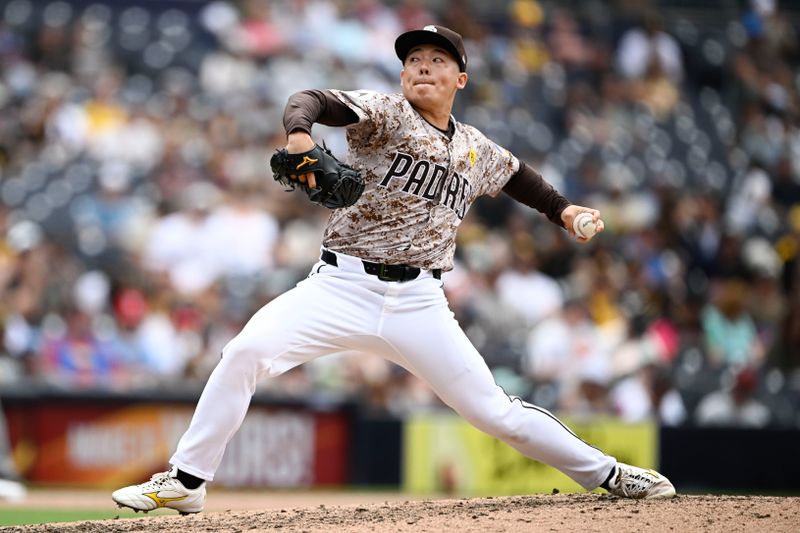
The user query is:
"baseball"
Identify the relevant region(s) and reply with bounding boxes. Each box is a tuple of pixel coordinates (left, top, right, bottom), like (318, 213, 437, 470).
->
(573, 212, 598, 239)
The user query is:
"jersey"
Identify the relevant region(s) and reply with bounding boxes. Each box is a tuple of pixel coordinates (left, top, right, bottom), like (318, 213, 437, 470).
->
(322, 90, 519, 271)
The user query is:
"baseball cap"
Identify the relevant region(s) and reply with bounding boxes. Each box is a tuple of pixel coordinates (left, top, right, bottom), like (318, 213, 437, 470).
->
(395, 25, 467, 72)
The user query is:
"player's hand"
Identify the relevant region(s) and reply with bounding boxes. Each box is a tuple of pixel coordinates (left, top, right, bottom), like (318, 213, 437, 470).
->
(561, 204, 604, 243)
(285, 131, 317, 189)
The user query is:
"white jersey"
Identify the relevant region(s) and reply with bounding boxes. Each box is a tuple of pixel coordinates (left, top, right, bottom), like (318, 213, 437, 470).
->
(323, 90, 519, 271)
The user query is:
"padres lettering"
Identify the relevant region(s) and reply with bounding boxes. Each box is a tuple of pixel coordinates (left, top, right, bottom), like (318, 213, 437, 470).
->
(380, 152, 473, 218)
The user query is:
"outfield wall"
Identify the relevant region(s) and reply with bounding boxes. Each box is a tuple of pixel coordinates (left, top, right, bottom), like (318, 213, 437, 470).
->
(403, 415, 656, 495)
(3, 390, 798, 493)
(2, 388, 352, 489)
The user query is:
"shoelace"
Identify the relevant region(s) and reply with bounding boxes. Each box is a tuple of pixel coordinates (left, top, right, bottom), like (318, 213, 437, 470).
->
(141, 471, 174, 491)
(616, 471, 658, 497)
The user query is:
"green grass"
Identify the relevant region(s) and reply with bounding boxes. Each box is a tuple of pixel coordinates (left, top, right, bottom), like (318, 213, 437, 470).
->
(0, 508, 173, 526)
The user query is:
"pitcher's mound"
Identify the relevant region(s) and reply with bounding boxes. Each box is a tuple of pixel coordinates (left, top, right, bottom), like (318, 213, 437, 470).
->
(3, 493, 798, 532)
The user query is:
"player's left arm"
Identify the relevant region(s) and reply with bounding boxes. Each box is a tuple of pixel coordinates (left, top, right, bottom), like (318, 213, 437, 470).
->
(502, 162, 604, 243)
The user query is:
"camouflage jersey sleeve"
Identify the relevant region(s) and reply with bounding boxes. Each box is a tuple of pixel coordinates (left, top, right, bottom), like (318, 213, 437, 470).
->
(327, 90, 397, 150)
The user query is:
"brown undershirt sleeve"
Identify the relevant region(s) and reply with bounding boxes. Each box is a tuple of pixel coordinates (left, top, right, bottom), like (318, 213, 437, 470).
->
(283, 90, 359, 135)
(502, 161, 571, 227)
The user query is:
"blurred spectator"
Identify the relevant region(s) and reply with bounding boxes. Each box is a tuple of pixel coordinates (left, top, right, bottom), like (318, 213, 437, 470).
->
(676, 193, 724, 278)
(770, 289, 800, 377)
(695, 367, 771, 427)
(615, 11, 683, 83)
(204, 182, 280, 278)
(396, 0, 436, 31)
(771, 156, 800, 209)
(230, 0, 286, 58)
(627, 53, 680, 121)
(36, 306, 127, 389)
(507, 0, 548, 75)
(738, 103, 784, 167)
(571, 354, 614, 418)
(142, 182, 221, 296)
(495, 235, 563, 326)
(546, 8, 593, 78)
(742, 0, 798, 62)
(70, 160, 153, 258)
(113, 287, 188, 379)
(199, 48, 258, 97)
(726, 161, 773, 234)
(611, 363, 687, 425)
(524, 298, 612, 411)
(701, 279, 765, 368)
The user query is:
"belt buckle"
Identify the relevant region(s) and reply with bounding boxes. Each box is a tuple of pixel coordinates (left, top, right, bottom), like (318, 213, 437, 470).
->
(377, 263, 402, 282)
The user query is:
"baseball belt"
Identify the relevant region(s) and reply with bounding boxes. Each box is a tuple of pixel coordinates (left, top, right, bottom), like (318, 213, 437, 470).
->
(321, 249, 441, 282)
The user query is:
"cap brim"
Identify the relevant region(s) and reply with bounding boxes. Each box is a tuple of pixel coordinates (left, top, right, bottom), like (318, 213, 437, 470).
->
(395, 30, 465, 71)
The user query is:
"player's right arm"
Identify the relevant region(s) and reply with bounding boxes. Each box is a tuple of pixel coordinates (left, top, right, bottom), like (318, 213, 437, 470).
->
(282, 90, 359, 189)
(502, 163, 603, 242)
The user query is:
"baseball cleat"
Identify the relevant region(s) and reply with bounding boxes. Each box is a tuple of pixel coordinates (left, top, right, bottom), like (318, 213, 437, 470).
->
(606, 462, 676, 499)
(111, 466, 206, 514)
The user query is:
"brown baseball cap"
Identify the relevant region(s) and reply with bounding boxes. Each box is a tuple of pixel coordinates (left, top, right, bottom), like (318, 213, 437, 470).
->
(395, 25, 467, 72)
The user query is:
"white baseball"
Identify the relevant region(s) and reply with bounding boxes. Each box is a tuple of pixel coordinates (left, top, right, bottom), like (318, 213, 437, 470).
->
(573, 212, 597, 239)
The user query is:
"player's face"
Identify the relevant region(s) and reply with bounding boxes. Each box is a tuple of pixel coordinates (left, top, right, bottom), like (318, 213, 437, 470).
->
(401, 45, 468, 113)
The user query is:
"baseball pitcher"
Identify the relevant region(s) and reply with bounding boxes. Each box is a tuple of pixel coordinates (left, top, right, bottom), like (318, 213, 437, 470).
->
(113, 25, 675, 514)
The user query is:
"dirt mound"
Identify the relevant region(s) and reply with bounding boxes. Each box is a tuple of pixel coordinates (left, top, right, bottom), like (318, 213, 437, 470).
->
(2, 494, 797, 533)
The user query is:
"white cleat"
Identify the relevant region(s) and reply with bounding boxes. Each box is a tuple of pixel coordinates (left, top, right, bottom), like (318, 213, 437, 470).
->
(112, 466, 206, 514)
(606, 462, 676, 499)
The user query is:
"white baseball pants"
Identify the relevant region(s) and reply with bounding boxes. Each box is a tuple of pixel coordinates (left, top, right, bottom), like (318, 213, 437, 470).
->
(171, 250, 615, 489)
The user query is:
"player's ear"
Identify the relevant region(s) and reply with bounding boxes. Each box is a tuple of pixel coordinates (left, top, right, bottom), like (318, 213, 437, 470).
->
(456, 72, 468, 90)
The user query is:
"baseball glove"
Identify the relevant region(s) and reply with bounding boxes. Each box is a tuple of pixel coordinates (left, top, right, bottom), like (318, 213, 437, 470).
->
(270, 143, 365, 209)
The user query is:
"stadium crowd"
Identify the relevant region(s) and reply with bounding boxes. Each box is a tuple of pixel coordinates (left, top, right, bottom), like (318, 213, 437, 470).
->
(0, 0, 799, 432)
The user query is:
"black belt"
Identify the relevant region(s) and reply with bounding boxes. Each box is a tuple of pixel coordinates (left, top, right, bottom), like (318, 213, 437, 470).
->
(321, 249, 441, 282)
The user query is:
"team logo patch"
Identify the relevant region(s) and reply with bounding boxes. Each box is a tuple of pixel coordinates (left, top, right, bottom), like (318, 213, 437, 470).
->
(424, 25, 437, 32)
(469, 148, 477, 167)
(295, 156, 319, 170)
